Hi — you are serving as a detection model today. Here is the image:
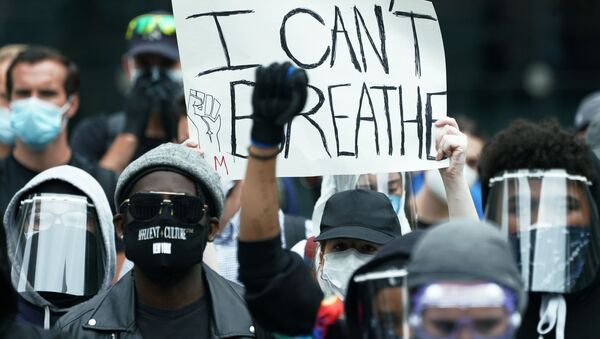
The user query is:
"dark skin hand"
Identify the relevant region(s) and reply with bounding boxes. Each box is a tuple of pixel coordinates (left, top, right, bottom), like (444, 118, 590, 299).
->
(114, 171, 219, 310)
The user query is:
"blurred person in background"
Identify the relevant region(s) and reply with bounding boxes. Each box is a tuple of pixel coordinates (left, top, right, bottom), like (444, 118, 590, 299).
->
(0, 46, 117, 219)
(480, 119, 600, 339)
(0, 44, 27, 159)
(574, 91, 600, 140)
(415, 115, 485, 228)
(406, 220, 525, 339)
(71, 11, 185, 174)
(3, 166, 115, 329)
(586, 113, 600, 160)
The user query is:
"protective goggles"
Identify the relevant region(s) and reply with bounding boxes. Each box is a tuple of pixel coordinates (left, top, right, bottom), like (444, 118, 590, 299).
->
(409, 282, 520, 339)
(120, 192, 208, 224)
(485, 169, 600, 293)
(125, 13, 176, 40)
(352, 269, 409, 339)
(12, 193, 103, 297)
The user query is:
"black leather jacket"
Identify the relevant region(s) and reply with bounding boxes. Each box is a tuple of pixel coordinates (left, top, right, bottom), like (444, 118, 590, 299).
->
(53, 265, 271, 338)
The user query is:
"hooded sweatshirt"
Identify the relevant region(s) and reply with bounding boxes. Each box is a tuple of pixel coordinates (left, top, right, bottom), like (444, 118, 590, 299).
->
(2, 165, 116, 329)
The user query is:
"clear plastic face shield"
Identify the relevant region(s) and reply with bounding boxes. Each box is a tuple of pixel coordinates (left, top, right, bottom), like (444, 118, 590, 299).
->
(409, 282, 520, 339)
(485, 169, 600, 293)
(352, 269, 410, 339)
(355, 173, 417, 234)
(11, 194, 104, 298)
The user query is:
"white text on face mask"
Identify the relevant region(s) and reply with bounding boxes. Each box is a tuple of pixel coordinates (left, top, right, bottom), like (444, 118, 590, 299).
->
(138, 226, 188, 241)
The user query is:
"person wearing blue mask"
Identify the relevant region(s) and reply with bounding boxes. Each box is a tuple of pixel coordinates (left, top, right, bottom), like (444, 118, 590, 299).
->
(0, 46, 117, 221)
(0, 44, 27, 159)
(70, 11, 186, 174)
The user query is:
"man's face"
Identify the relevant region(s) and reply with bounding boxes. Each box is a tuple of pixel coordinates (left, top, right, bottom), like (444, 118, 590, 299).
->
(322, 238, 380, 256)
(127, 53, 181, 80)
(504, 179, 591, 233)
(10, 60, 68, 107)
(421, 307, 509, 339)
(465, 134, 484, 170)
(373, 286, 405, 337)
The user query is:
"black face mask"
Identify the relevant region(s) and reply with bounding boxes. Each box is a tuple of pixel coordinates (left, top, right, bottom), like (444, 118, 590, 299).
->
(123, 214, 208, 284)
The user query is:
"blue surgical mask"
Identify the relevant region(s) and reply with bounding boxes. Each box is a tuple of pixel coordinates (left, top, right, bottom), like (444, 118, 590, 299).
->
(10, 97, 69, 151)
(0, 107, 15, 145)
(389, 194, 402, 214)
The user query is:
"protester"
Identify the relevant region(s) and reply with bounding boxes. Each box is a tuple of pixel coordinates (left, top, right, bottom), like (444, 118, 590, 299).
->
(406, 220, 526, 339)
(415, 115, 485, 227)
(0, 44, 27, 159)
(574, 91, 600, 140)
(236, 62, 478, 337)
(55, 143, 271, 338)
(0, 206, 48, 338)
(214, 180, 312, 284)
(71, 11, 184, 173)
(480, 119, 600, 339)
(585, 112, 600, 160)
(2, 165, 116, 329)
(0, 46, 117, 219)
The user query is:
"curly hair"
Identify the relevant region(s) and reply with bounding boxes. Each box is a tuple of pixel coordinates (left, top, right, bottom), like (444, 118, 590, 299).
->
(479, 119, 599, 206)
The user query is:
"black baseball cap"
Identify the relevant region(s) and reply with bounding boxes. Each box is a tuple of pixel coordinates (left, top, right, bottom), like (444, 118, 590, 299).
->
(315, 189, 402, 244)
(125, 11, 179, 61)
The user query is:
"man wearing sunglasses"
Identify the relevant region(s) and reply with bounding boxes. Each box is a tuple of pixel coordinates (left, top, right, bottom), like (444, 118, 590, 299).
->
(55, 143, 271, 338)
(71, 11, 185, 174)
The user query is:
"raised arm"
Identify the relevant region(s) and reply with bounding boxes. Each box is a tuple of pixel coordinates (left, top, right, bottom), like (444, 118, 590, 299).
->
(435, 116, 479, 220)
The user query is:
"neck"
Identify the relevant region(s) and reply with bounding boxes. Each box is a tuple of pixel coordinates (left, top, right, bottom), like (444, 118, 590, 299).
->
(134, 264, 205, 310)
(415, 186, 449, 224)
(12, 132, 71, 172)
(145, 113, 167, 139)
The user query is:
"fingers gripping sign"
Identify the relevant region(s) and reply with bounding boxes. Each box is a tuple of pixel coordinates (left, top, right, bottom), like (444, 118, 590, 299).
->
(250, 62, 309, 149)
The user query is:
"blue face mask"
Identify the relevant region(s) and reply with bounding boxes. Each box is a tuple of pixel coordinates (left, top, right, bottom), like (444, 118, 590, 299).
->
(0, 107, 15, 145)
(10, 97, 69, 151)
(389, 194, 402, 214)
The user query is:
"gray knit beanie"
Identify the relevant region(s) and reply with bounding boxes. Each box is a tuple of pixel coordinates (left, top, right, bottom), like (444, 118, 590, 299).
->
(114, 143, 224, 218)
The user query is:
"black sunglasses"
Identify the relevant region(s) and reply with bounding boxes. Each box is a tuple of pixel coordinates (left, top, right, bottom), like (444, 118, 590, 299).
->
(120, 192, 207, 224)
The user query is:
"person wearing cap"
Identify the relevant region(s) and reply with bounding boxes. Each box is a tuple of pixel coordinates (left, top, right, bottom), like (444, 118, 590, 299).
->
(406, 220, 526, 339)
(70, 11, 185, 173)
(574, 91, 600, 140)
(0, 46, 117, 221)
(3, 165, 116, 330)
(479, 119, 600, 339)
(236, 62, 478, 337)
(55, 143, 272, 338)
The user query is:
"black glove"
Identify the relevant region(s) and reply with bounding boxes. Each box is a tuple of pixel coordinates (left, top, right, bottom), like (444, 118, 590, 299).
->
(122, 72, 155, 137)
(251, 62, 308, 147)
(151, 72, 182, 142)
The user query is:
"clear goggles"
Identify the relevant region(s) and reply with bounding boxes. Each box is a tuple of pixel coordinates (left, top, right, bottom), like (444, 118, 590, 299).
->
(352, 269, 410, 339)
(485, 169, 600, 293)
(12, 193, 104, 297)
(409, 282, 520, 339)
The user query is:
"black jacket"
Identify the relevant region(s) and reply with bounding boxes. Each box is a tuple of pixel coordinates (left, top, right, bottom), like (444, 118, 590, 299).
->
(54, 265, 271, 338)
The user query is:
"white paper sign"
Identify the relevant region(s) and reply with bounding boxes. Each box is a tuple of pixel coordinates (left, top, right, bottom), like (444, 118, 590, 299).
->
(172, 0, 447, 179)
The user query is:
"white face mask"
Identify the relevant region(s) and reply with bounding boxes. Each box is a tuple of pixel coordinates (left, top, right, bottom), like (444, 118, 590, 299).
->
(317, 248, 374, 299)
(425, 166, 479, 202)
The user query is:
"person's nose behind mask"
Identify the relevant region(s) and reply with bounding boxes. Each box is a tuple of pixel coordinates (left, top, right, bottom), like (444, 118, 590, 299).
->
(317, 248, 374, 299)
(9, 97, 71, 150)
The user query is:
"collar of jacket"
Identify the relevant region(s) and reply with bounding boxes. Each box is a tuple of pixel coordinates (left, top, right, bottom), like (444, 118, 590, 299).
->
(81, 264, 256, 337)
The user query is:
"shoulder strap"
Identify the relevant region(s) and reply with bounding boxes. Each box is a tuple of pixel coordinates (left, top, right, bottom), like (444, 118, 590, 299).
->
(283, 214, 307, 250)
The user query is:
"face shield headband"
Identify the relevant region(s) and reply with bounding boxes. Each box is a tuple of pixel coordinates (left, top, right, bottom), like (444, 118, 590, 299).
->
(409, 282, 520, 339)
(11, 193, 104, 298)
(485, 169, 600, 293)
(352, 269, 409, 339)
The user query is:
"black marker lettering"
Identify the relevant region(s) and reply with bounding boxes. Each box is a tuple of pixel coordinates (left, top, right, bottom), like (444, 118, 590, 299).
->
(331, 6, 362, 72)
(393, 11, 437, 78)
(230, 80, 254, 159)
(328, 83, 355, 157)
(425, 91, 447, 160)
(354, 6, 389, 74)
(371, 85, 396, 155)
(403, 86, 424, 159)
(355, 83, 380, 157)
(281, 9, 331, 69)
(186, 11, 260, 77)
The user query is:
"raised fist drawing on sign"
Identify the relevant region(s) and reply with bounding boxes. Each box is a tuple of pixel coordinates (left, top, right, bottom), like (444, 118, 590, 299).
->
(188, 89, 222, 151)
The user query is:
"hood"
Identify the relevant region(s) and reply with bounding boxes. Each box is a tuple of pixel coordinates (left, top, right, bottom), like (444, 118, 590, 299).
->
(2, 165, 116, 313)
(345, 230, 426, 337)
(407, 219, 527, 312)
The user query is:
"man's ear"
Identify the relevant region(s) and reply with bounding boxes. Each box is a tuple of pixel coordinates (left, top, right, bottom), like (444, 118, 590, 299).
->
(114, 214, 124, 241)
(64, 94, 80, 119)
(207, 217, 219, 242)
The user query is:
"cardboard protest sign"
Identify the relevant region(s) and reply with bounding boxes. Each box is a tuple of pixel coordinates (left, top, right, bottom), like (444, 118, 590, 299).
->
(172, 0, 447, 179)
